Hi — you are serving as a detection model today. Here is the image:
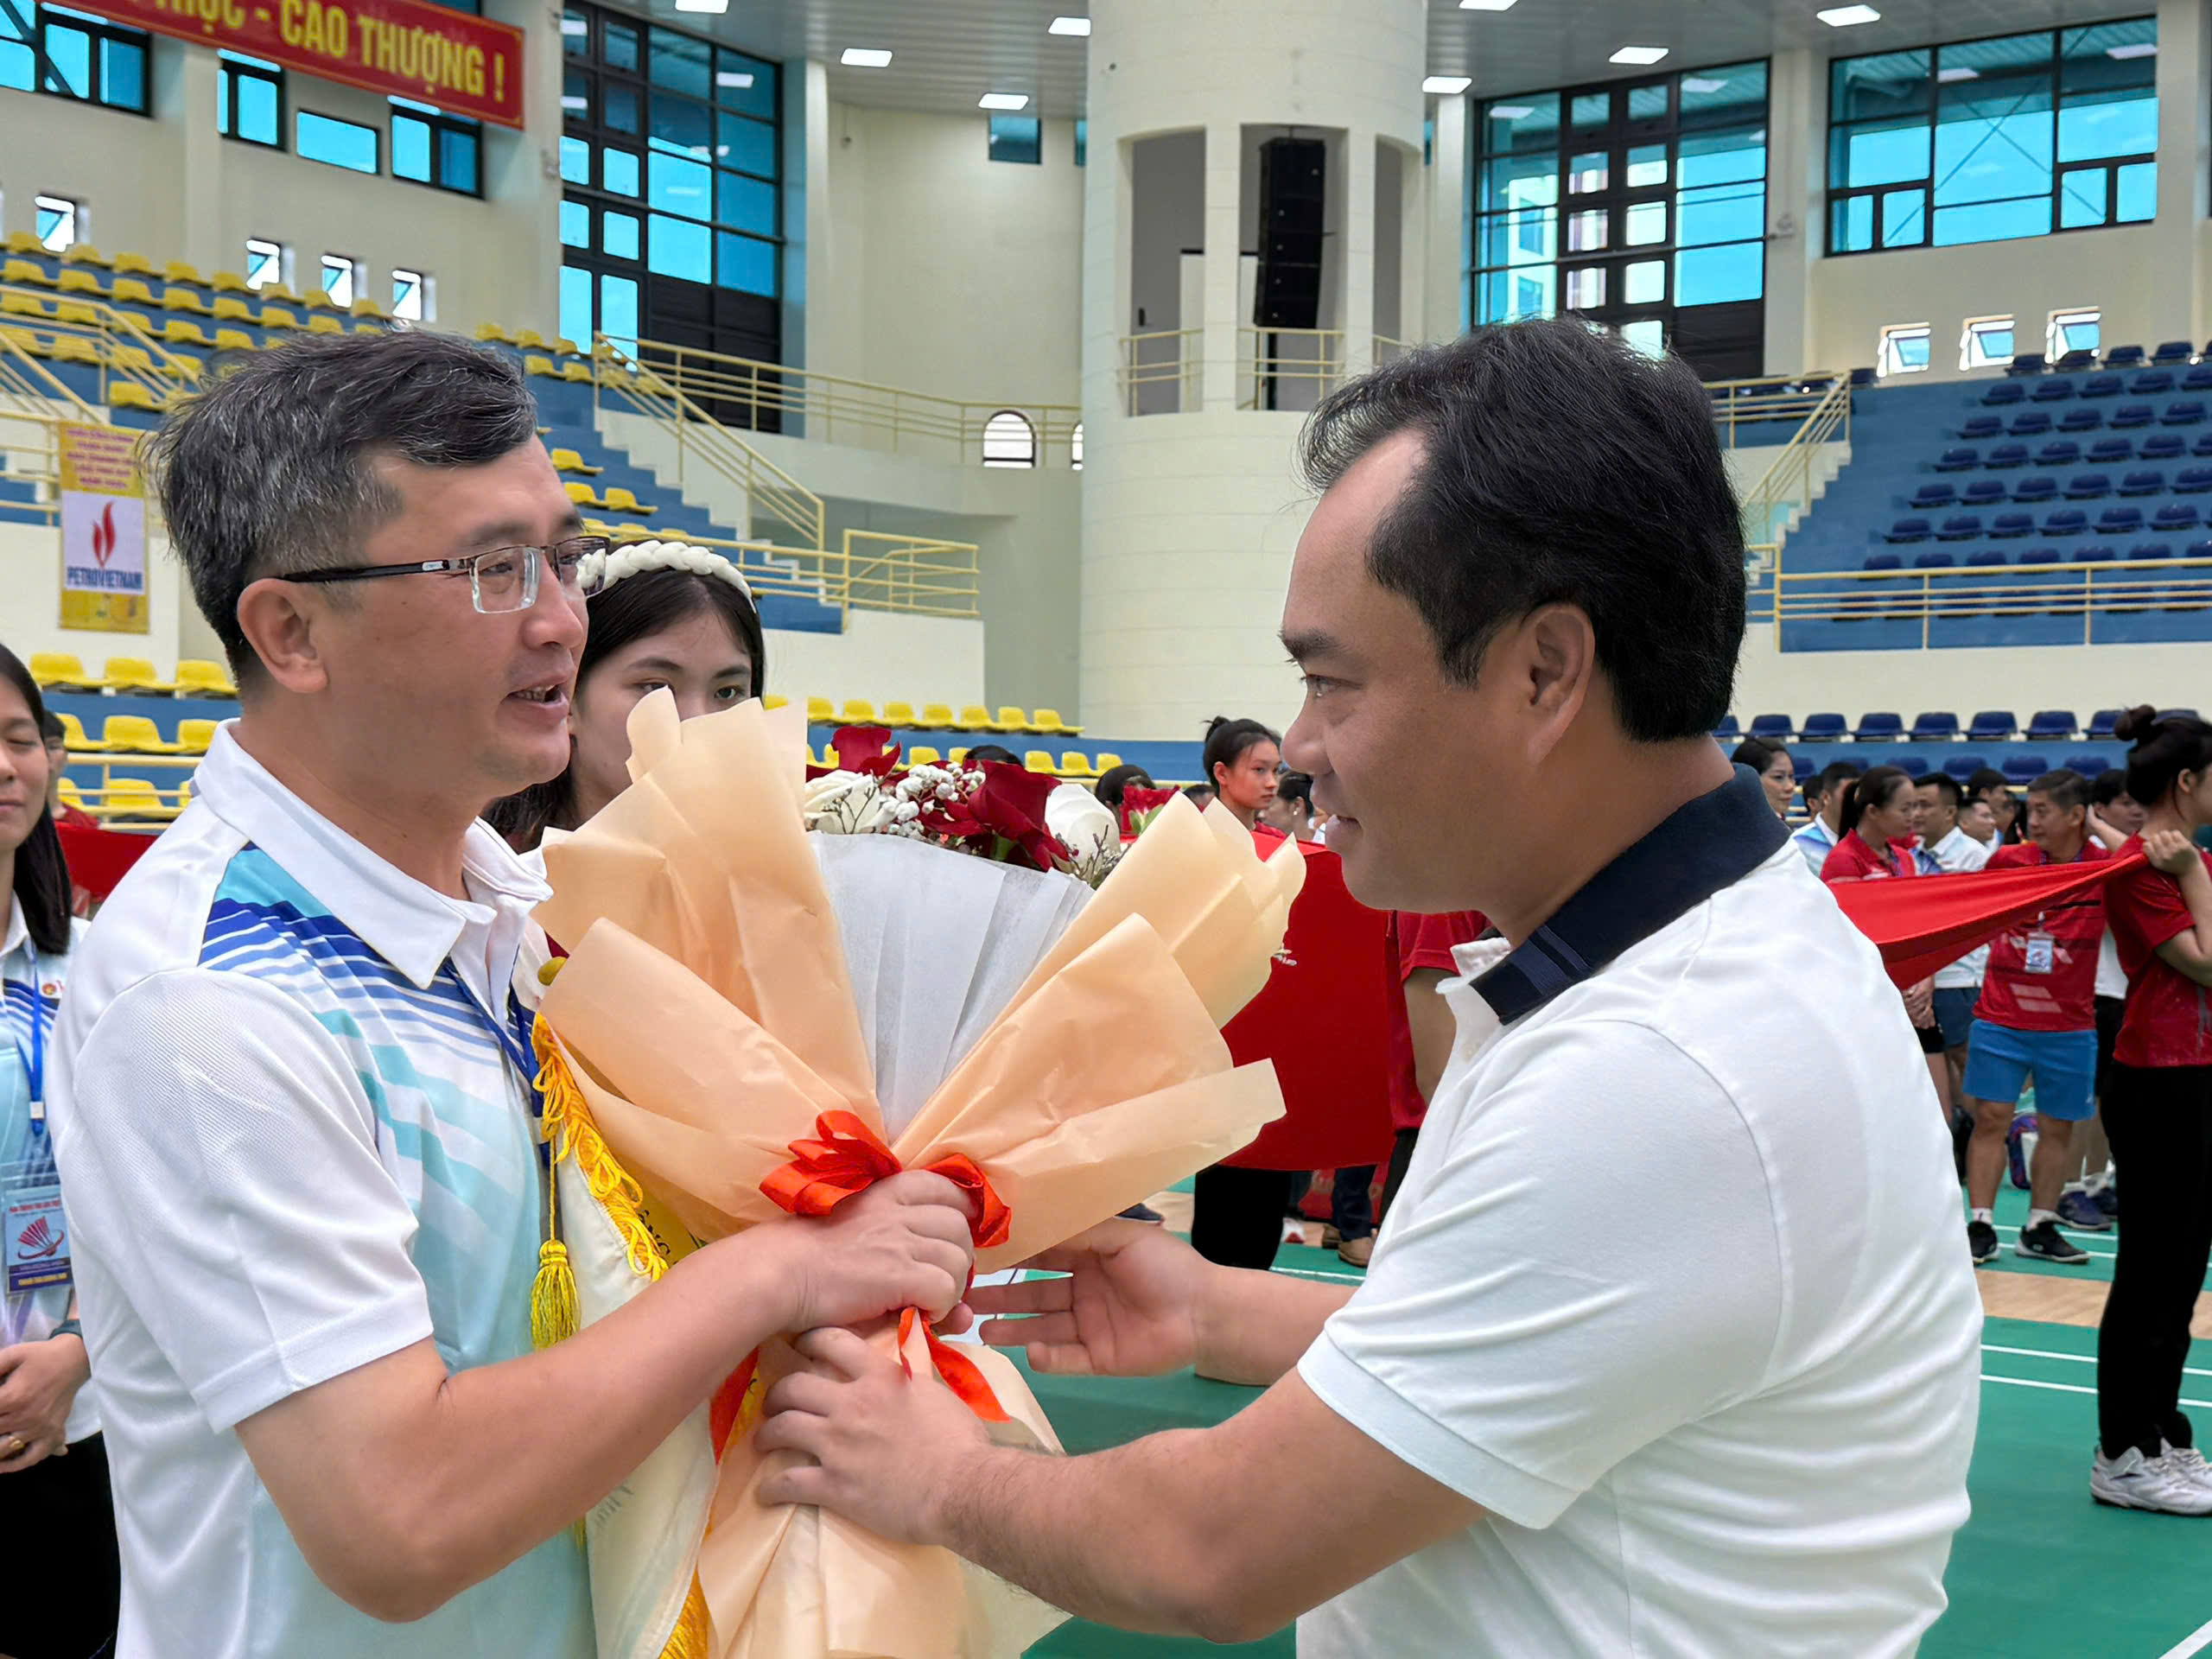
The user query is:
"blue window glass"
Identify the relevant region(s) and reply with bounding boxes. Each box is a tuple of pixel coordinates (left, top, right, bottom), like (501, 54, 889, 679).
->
(1675, 240, 1762, 305)
(1881, 186, 1924, 246)
(0, 8, 29, 91)
(2059, 168, 2107, 228)
(717, 231, 775, 295)
(717, 111, 772, 175)
(605, 83, 639, 134)
(988, 114, 1041, 164)
(560, 264, 594, 346)
(1075, 118, 1086, 167)
(648, 149, 710, 215)
(440, 128, 477, 192)
(715, 48, 774, 118)
(603, 147, 641, 196)
(1479, 149, 1557, 214)
(1831, 120, 1929, 188)
(99, 35, 143, 110)
(393, 113, 431, 179)
(647, 213, 709, 280)
(560, 135, 591, 184)
(716, 170, 773, 235)
(2116, 160, 2156, 222)
(560, 200, 590, 247)
(603, 20, 637, 73)
(599, 272, 639, 352)
(651, 92, 712, 157)
(1932, 198, 2050, 245)
(602, 209, 639, 259)
(649, 27, 709, 98)
(563, 66, 590, 121)
(297, 111, 378, 174)
(1831, 194, 1874, 252)
(40, 22, 87, 96)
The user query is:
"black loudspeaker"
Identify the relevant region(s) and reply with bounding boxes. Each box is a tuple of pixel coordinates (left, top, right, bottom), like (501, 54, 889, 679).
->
(1255, 137, 1326, 330)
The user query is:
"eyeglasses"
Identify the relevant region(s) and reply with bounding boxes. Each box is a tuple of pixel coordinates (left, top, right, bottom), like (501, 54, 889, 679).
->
(280, 536, 611, 614)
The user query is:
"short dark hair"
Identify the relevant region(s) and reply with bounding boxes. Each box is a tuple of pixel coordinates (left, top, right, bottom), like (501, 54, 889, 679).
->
(1181, 783, 1215, 804)
(2115, 703, 2212, 809)
(1202, 717, 1278, 786)
(2027, 768, 2091, 810)
(1275, 771, 1315, 812)
(143, 332, 542, 684)
(1093, 763, 1154, 810)
(39, 709, 64, 747)
(0, 645, 73, 956)
(1916, 772, 1962, 810)
(1298, 318, 1746, 743)
(1966, 767, 2011, 799)
(1840, 764, 1913, 836)
(1730, 737, 1778, 772)
(1817, 759, 1864, 794)
(2092, 767, 2132, 808)
(966, 743, 1020, 766)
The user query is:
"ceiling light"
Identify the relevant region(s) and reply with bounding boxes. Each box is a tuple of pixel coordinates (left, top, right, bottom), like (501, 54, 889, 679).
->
(841, 47, 893, 67)
(1048, 16, 1091, 35)
(715, 69, 755, 88)
(1423, 74, 1471, 94)
(979, 92, 1030, 111)
(1459, 0, 1516, 10)
(1488, 104, 1535, 119)
(2107, 41, 2157, 60)
(1608, 45, 1668, 65)
(1680, 76, 1726, 93)
(1815, 4, 1880, 25)
(1936, 65, 1978, 82)
(671, 0, 726, 13)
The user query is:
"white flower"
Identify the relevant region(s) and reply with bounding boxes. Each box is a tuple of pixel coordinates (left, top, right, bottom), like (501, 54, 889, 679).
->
(1046, 783, 1119, 864)
(803, 770, 899, 834)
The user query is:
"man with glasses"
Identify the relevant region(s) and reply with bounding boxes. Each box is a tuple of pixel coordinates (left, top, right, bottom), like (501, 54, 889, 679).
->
(47, 333, 981, 1656)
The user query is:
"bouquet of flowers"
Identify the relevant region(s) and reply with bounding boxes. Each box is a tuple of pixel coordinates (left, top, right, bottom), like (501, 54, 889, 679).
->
(527, 693, 1304, 1659)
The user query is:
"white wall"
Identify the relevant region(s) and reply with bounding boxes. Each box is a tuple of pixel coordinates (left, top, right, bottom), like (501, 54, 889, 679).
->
(1733, 635, 2211, 728)
(766, 611, 984, 710)
(807, 101, 1083, 406)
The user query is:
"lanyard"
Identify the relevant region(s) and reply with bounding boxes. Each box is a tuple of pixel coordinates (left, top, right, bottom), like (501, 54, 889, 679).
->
(8, 940, 44, 1130)
(442, 960, 547, 1158)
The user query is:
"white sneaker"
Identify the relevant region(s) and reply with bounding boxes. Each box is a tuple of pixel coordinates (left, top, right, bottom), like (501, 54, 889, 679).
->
(2092, 1446, 2212, 1515)
(2162, 1443, 2212, 1493)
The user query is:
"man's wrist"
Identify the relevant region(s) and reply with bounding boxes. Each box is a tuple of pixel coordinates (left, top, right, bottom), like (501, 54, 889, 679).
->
(920, 1440, 1020, 1552)
(46, 1330, 90, 1384)
(1188, 1257, 1235, 1379)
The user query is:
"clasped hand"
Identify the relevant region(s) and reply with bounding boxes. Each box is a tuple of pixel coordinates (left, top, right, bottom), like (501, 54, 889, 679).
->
(0, 1335, 90, 1472)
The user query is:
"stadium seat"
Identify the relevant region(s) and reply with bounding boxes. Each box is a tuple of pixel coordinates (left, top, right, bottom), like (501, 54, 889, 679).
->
(1031, 709, 1083, 734)
(1936, 514, 1982, 541)
(1934, 447, 1978, 472)
(156, 284, 207, 316)
(548, 448, 601, 475)
(1961, 480, 2005, 505)
(562, 481, 604, 509)
(916, 703, 956, 729)
(52, 712, 105, 753)
(1, 256, 53, 287)
(1911, 551, 1955, 569)
(2196, 433, 2212, 458)
(2006, 353, 2048, 377)
(1910, 483, 1956, 510)
(1967, 711, 2018, 742)
(2026, 710, 2077, 741)
(1885, 517, 1931, 543)
(804, 696, 834, 724)
(31, 653, 100, 692)
(2153, 341, 2194, 366)
(207, 270, 249, 294)
(54, 267, 105, 298)
(2056, 406, 2103, 434)
(1985, 442, 2028, 468)
(2096, 506, 2144, 536)
(1910, 711, 1960, 742)
(1980, 383, 2024, 406)
(2064, 753, 2112, 776)
(306, 315, 346, 335)
(1943, 754, 1986, 780)
(907, 746, 942, 767)
(1854, 711, 1904, 742)
(2155, 503, 2202, 533)
(102, 657, 176, 693)
(2106, 345, 2147, 370)
(2002, 755, 2049, 784)
(101, 778, 181, 823)
(563, 361, 596, 384)
(2088, 438, 2133, 465)
(1712, 715, 1741, 742)
(2131, 369, 2176, 396)
(1059, 752, 1095, 777)
(601, 487, 655, 516)
(49, 335, 101, 366)
(1024, 750, 1057, 774)
(881, 701, 918, 727)
(1967, 548, 2011, 572)
(1748, 714, 1794, 742)
(475, 322, 515, 344)
(2164, 399, 2209, 426)
(2008, 411, 2052, 436)
(101, 714, 181, 753)
(2055, 350, 2096, 373)
(176, 718, 219, 753)
(838, 698, 879, 724)
(1093, 753, 1125, 774)
(210, 296, 254, 323)
(995, 706, 1032, 731)
(2112, 402, 2154, 429)
(2176, 467, 2212, 493)
(111, 383, 164, 413)
(524, 354, 560, 378)
(2029, 377, 2074, 404)
(2063, 474, 2111, 500)
(0, 291, 48, 321)
(2034, 440, 2081, 469)
(160, 318, 213, 348)
(213, 328, 255, 353)
(1801, 712, 1848, 742)
(1961, 416, 2004, 442)
(2142, 434, 2186, 461)
(2118, 470, 2164, 497)
(2185, 365, 2212, 392)
(1990, 511, 2034, 537)
(115, 278, 162, 308)
(260, 305, 301, 331)
(2078, 372, 2122, 399)
(1895, 757, 1929, 779)
(956, 705, 1007, 731)
(175, 658, 238, 697)
(2088, 709, 2125, 739)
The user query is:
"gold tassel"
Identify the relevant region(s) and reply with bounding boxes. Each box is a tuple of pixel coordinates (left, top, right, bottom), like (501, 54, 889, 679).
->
(530, 1237, 580, 1350)
(658, 1575, 711, 1659)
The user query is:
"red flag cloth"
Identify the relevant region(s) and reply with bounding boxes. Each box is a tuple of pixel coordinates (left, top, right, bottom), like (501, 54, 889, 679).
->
(55, 820, 159, 899)
(1222, 838, 1397, 1171)
(1831, 850, 2145, 988)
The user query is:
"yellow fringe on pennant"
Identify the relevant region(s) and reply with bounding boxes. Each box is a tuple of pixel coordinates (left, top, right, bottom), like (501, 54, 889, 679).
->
(661, 1576, 711, 1659)
(530, 1237, 580, 1351)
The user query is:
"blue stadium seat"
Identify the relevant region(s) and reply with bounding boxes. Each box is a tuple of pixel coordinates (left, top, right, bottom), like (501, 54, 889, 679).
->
(2080, 372, 2124, 398)
(2118, 470, 2164, 497)
(1712, 715, 1741, 742)
(1911, 711, 1961, 741)
(2057, 406, 2103, 433)
(2161, 707, 2204, 720)
(1968, 711, 2018, 742)
(2073, 543, 2118, 564)
(1936, 513, 1982, 541)
(2045, 507, 2088, 536)
(2004, 753, 2050, 783)
(2010, 476, 2056, 503)
(2154, 341, 2195, 366)
(2176, 467, 2212, 493)
(1849, 367, 1878, 387)
(2088, 709, 2125, 739)
(1981, 382, 2025, 406)
(1961, 416, 2004, 441)
(2194, 432, 2212, 457)
(1986, 442, 2029, 467)
(2026, 710, 2078, 741)
(1910, 482, 1956, 510)
(1986, 515, 2030, 543)
(1895, 756, 1929, 779)
(2096, 506, 2145, 536)
(2112, 402, 2155, 429)
(2030, 378, 2075, 404)
(2185, 365, 2212, 392)
(1962, 479, 2006, 505)
(1966, 550, 2012, 569)
(2130, 369, 2176, 396)
(2088, 437, 2133, 464)
(1886, 517, 1932, 542)
(2126, 541, 2173, 563)
(1935, 446, 1980, 472)
(1856, 711, 1905, 742)
(1860, 555, 1903, 573)
(2142, 434, 2186, 461)
(2009, 410, 2053, 436)
(2164, 399, 2208, 426)
(2065, 753, 2112, 776)
(1792, 751, 1816, 779)
(1943, 754, 1987, 780)
(2033, 441, 2080, 469)
(2155, 502, 2202, 533)
(1802, 712, 1849, 741)
(2064, 473, 2111, 499)
(1911, 550, 1956, 569)
(2106, 345, 2147, 371)
(2056, 351, 2098, 374)
(1749, 713, 1795, 741)
(2007, 353, 2048, 377)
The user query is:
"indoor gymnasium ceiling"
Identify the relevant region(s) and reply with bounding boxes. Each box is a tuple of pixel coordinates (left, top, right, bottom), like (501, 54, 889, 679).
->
(630, 0, 2167, 114)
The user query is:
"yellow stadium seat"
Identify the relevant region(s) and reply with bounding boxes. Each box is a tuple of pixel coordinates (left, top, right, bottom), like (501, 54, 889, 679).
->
(908, 746, 942, 767)
(1024, 750, 1057, 774)
(954, 705, 999, 732)
(111, 346, 155, 373)
(3, 257, 52, 287)
(210, 270, 250, 294)
(1093, 752, 1124, 772)
(54, 713, 105, 752)
(352, 321, 385, 335)
(50, 336, 99, 365)
(161, 287, 211, 315)
(350, 296, 387, 318)
(211, 296, 253, 322)
(175, 658, 238, 698)
(112, 252, 157, 276)
(306, 314, 345, 335)
(562, 361, 595, 384)
(54, 300, 98, 327)
(100, 778, 177, 822)
(258, 281, 301, 303)
(111, 276, 157, 307)
(549, 448, 601, 476)
(62, 245, 110, 269)
(111, 382, 165, 412)
(55, 268, 105, 297)
(1031, 708, 1084, 735)
(555, 337, 581, 357)
(0, 325, 45, 358)
(995, 707, 1030, 732)
(513, 328, 550, 352)
(299, 288, 334, 310)
(882, 701, 918, 727)
(3, 231, 43, 256)
(162, 318, 214, 348)
(32, 653, 99, 692)
(475, 321, 513, 344)
(175, 718, 219, 753)
(563, 480, 603, 509)
(804, 696, 835, 724)
(213, 328, 256, 353)
(917, 703, 956, 729)
(1059, 752, 1095, 777)
(260, 305, 300, 330)
(839, 699, 879, 725)
(101, 715, 181, 753)
(601, 487, 654, 516)
(760, 694, 788, 712)
(162, 260, 203, 285)
(55, 778, 87, 812)
(103, 657, 176, 694)
(524, 354, 558, 378)
(0, 292, 46, 320)
(947, 748, 970, 766)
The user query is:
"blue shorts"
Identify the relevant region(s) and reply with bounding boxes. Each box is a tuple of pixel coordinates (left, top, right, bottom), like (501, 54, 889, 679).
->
(1962, 1020, 2097, 1121)
(1933, 988, 1979, 1050)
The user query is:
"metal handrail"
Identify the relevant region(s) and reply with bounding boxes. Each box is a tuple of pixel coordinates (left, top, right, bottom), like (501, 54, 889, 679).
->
(1710, 371, 1852, 448)
(1758, 553, 2212, 649)
(1740, 375, 1853, 583)
(1119, 328, 1201, 416)
(0, 284, 199, 412)
(1236, 326, 1345, 410)
(575, 518, 980, 622)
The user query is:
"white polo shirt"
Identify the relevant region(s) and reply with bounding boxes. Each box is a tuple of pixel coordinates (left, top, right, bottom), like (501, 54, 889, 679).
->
(1928, 825, 1993, 991)
(48, 728, 594, 1659)
(1298, 818, 1983, 1656)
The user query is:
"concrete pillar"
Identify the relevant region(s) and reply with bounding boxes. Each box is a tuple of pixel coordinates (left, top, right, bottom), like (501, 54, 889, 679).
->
(1423, 93, 1466, 343)
(1340, 126, 1376, 376)
(1761, 48, 1818, 378)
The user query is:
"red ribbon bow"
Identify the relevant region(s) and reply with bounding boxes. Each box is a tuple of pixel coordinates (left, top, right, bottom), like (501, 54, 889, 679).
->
(710, 1113, 1014, 1457)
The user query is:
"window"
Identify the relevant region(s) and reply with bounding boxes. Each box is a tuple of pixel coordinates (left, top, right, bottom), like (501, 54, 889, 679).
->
(2048, 307, 2101, 359)
(391, 268, 429, 322)
(1877, 321, 1931, 377)
(988, 114, 1042, 164)
(297, 111, 378, 174)
(982, 410, 1037, 467)
(1074, 118, 1086, 167)
(0, 3, 148, 113)
(391, 98, 480, 195)
(1961, 315, 2015, 369)
(1071, 420, 1084, 471)
(320, 254, 360, 308)
(34, 194, 78, 251)
(244, 238, 285, 290)
(1827, 18, 2158, 255)
(218, 53, 283, 146)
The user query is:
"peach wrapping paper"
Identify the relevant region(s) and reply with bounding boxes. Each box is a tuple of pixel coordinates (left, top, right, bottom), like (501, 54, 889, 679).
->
(534, 694, 1303, 1659)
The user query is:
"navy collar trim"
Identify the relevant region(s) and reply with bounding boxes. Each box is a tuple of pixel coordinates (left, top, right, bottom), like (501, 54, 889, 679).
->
(1472, 765, 1789, 1025)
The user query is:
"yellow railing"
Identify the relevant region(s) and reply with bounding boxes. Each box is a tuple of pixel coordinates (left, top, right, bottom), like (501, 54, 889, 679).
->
(0, 285, 199, 414)
(605, 336, 1079, 471)
(1740, 374, 1853, 571)
(1711, 372, 1852, 449)
(60, 757, 198, 829)
(1119, 328, 1201, 416)
(1758, 554, 2212, 648)
(0, 407, 69, 520)
(1237, 327, 1344, 411)
(575, 518, 980, 622)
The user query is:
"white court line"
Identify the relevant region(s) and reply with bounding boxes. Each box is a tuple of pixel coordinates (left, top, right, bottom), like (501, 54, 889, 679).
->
(2158, 1613, 2212, 1659)
(1984, 1343, 2212, 1381)
(1980, 1372, 2212, 1410)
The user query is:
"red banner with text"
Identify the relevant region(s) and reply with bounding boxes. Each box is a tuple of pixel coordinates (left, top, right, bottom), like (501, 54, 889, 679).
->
(76, 0, 524, 128)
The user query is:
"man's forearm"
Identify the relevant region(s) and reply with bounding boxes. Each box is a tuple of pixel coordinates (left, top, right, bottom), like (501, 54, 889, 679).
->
(1194, 1265, 1353, 1387)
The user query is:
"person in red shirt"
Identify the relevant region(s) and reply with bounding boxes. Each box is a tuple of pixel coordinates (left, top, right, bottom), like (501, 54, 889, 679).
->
(1959, 770, 2108, 1268)
(1824, 765, 1948, 1115)
(2093, 705, 2212, 1515)
(1375, 910, 1488, 1226)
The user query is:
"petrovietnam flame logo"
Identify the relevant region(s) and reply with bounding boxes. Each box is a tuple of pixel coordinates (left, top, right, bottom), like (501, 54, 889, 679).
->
(90, 501, 117, 569)
(15, 1214, 61, 1260)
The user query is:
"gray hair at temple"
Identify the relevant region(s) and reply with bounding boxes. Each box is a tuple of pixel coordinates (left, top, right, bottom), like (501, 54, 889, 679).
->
(140, 331, 541, 688)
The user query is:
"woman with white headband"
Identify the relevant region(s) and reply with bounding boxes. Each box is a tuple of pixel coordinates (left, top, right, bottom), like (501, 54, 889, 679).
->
(488, 539, 766, 852)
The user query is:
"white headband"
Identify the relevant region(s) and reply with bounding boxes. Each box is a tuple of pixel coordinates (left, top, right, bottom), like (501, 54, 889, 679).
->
(581, 538, 756, 606)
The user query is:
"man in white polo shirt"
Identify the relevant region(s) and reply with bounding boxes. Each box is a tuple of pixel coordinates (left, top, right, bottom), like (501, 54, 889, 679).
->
(746, 320, 1985, 1654)
(48, 333, 980, 1657)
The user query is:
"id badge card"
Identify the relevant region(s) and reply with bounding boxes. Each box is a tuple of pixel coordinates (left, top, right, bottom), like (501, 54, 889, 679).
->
(2024, 931, 2056, 976)
(3, 1157, 70, 1296)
